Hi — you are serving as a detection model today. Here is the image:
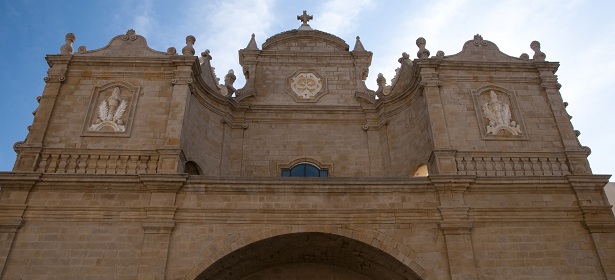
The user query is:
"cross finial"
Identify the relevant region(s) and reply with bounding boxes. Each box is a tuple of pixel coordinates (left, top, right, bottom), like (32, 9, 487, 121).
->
(297, 10, 313, 26)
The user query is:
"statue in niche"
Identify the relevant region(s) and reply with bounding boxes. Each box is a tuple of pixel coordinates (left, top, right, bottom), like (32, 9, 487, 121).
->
(482, 90, 522, 135)
(88, 87, 127, 132)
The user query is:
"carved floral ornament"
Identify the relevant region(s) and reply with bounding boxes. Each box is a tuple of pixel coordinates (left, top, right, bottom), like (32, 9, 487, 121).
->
(83, 82, 139, 137)
(88, 87, 128, 132)
(290, 72, 322, 99)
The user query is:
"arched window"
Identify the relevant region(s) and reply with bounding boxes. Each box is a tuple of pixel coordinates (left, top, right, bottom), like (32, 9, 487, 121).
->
(281, 163, 328, 177)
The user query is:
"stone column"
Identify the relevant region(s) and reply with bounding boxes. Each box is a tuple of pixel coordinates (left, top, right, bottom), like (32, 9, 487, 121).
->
(569, 175, 615, 279)
(433, 176, 478, 280)
(0, 173, 40, 275)
(137, 174, 186, 280)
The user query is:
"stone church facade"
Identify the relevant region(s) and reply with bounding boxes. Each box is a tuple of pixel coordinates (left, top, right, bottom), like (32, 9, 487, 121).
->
(1, 12, 614, 280)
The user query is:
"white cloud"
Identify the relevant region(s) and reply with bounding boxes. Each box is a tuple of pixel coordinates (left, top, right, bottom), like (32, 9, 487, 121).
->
(314, 0, 374, 36)
(179, 0, 277, 86)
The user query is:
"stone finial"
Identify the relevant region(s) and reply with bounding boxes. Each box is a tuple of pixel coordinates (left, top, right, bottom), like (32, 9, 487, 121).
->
(297, 10, 313, 30)
(60, 33, 76, 55)
(224, 69, 237, 95)
(77, 46, 87, 53)
(416, 37, 430, 59)
(245, 33, 259, 50)
(530, 41, 546, 61)
(398, 52, 410, 64)
(519, 53, 529, 60)
(353, 36, 366, 51)
(436, 50, 445, 58)
(182, 35, 196, 56)
(201, 49, 211, 61)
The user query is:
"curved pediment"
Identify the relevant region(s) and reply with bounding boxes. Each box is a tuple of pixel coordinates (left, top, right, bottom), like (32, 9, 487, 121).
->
(262, 29, 349, 52)
(444, 34, 522, 62)
(75, 29, 174, 57)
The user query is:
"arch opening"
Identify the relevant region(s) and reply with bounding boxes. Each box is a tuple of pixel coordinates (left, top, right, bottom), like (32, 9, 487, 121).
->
(195, 232, 423, 280)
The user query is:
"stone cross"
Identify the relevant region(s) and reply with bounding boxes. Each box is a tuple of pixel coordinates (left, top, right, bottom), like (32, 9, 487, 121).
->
(297, 10, 313, 26)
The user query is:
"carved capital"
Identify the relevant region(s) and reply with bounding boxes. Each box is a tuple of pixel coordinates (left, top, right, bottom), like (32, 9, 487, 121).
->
(438, 206, 470, 221)
(171, 76, 193, 85)
(139, 174, 188, 193)
(582, 221, 615, 233)
(142, 220, 175, 234)
(419, 80, 442, 88)
(440, 221, 473, 235)
(43, 75, 66, 83)
(541, 82, 561, 90)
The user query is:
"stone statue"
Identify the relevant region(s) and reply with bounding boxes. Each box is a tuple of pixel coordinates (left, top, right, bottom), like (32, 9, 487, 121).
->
(89, 87, 127, 132)
(482, 90, 521, 135)
(224, 70, 237, 95)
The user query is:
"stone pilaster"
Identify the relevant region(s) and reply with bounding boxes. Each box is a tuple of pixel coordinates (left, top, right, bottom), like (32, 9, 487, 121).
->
(569, 175, 615, 279)
(0, 173, 40, 275)
(432, 176, 478, 279)
(137, 174, 186, 280)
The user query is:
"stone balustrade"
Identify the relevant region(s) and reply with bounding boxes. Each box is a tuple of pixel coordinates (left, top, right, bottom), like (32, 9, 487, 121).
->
(36, 149, 160, 174)
(455, 153, 570, 176)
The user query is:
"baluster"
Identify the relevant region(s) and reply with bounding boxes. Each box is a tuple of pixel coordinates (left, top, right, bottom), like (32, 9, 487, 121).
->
(476, 157, 486, 176)
(47, 154, 60, 173)
(147, 155, 159, 173)
(127, 156, 138, 174)
(76, 154, 88, 174)
(541, 158, 552, 175)
(86, 155, 98, 174)
(456, 157, 466, 175)
(484, 157, 495, 176)
(550, 157, 561, 176)
(522, 158, 532, 176)
(37, 153, 50, 173)
(558, 158, 570, 175)
(117, 155, 128, 174)
(503, 157, 514, 176)
(512, 157, 523, 176)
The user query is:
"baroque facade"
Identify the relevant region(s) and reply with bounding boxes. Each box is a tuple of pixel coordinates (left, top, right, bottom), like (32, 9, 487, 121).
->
(1, 12, 614, 280)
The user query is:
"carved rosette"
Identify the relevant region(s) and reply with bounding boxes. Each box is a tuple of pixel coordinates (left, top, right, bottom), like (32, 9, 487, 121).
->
(286, 70, 327, 102)
(471, 87, 527, 140)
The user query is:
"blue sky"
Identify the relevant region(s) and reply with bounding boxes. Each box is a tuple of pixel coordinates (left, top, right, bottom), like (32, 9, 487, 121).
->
(0, 0, 614, 178)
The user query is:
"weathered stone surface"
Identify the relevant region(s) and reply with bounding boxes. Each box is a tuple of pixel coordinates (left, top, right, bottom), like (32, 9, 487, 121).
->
(1, 11, 613, 280)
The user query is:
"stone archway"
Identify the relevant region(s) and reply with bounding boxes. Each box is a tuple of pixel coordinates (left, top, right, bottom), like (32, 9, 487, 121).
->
(192, 232, 424, 280)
